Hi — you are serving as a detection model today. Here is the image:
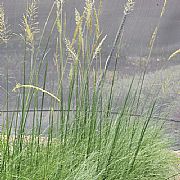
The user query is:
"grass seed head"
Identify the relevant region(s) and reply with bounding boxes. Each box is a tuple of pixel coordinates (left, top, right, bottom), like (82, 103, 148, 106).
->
(84, 0, 94, 30)
(21, 0, 39, 45)
(124, 0, 135, 15)
(0, 4, 11, 44)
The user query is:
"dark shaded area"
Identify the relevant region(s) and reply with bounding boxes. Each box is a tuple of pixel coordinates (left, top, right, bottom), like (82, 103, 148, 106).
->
(1, 0, 180, 57)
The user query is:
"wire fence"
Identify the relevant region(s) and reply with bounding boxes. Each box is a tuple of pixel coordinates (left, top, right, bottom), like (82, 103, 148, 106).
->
(0, 109, 179, 123)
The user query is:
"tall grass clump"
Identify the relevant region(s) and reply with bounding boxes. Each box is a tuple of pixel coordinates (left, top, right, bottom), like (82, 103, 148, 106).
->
(0, 0, 177, 179)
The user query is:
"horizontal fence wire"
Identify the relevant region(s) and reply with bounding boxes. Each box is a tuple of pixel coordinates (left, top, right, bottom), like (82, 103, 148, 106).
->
(0, 109, 179, 123)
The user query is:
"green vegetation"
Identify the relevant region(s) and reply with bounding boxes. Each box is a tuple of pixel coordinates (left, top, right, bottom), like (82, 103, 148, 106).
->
(0, 0, 178, 179)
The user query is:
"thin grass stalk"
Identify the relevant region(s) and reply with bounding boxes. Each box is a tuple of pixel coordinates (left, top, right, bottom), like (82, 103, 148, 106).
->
(54, 38, 60, 135)
(81, 71, 90, 139)
(128, 71, 147, 141)
(34, 1, 56, 57)
(44, 107, 54, 179)
(35, 19, 57, 82)
(36, 60, 49, 165)
(126, 101, 157, 176)
(1, 61, 10, 174)
(15, 37, 28, 175)
(56, 6, 69, 119)
(97, 0, 135, 91)
(32, 17, 57, 108)
(29, 104, 36, 167)
(97, 14, 127, 91)
(86, 69, 98, 157)
(12, 93, 20, 160)
(96, 89, 103, 174)
(73, 64, 80, 144)
(5, 112, 14, 167)
(106, 57, 118, 118)
(102, 57, 118, 149)
(64, 62, 77, 145)
(146, 0, 168, 66)
(103, 78, 135, 178)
